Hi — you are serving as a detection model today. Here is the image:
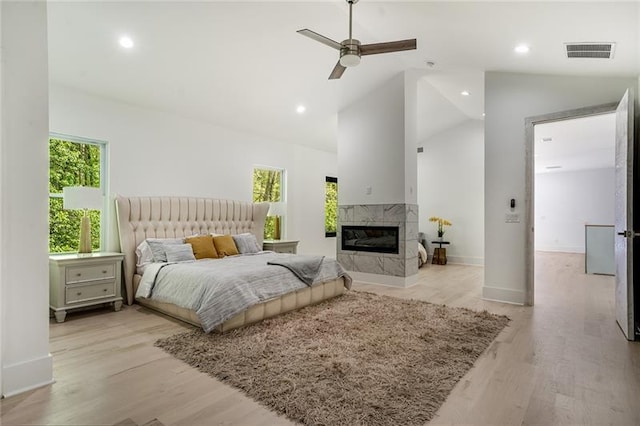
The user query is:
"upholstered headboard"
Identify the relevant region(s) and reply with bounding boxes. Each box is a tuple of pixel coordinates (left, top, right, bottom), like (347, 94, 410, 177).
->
(115, 196, 269, 305)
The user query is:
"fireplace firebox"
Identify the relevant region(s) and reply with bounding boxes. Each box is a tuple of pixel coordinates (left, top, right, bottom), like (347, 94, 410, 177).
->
(341, 225, 399, 254)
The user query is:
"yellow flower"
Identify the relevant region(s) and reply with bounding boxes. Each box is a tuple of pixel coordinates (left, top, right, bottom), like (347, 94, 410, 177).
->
(429, 216, 452, 235)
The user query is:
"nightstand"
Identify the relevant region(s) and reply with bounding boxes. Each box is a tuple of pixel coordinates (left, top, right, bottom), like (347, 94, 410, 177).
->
(263, 239, 299, 254)
(49, 252, 124, 322)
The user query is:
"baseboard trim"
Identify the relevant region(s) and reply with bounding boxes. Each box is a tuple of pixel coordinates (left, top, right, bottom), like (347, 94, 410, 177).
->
(2, 353, 54, 398)
(350, 271, 419, 288)
(446, 255, 484, 266)
(482, 285, 525, 305)
(535, 246, 584, 254)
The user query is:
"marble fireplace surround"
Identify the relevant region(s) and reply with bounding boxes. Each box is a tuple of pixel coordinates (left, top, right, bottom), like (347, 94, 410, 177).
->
(337, 204, 419, 288)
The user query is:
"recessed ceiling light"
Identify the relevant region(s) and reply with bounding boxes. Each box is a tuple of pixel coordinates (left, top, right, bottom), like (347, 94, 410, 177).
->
(461, 90, 470, 96)
(119, 36, 134, 49)
(515, 44, 530, 54)
(482, 113, 486, 117)
(296, 105, 306, 114)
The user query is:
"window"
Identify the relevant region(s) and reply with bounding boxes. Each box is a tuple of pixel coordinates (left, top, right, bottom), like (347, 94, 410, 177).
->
(253, 166, 285, 239)
(49, 136, 106, 253)
(325, 176, 338, 237)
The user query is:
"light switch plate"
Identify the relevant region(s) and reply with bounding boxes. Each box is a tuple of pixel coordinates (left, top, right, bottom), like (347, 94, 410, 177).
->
(505, 213, 520, 223)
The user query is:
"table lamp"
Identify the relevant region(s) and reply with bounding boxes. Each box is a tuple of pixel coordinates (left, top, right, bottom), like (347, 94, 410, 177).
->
(268, 202, 287, 240)
(63, 186, 102, 253)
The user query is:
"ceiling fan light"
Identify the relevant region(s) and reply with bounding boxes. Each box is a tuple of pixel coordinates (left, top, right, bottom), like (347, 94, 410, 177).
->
(340, 53, 361, 67)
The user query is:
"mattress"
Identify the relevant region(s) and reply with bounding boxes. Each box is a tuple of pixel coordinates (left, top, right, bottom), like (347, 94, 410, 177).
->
(135, 276, 346, 332)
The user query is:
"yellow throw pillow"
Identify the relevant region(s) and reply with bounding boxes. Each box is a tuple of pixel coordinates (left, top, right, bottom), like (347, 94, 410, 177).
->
(213, 235, 240, 257)
(185, 235, 218, 259)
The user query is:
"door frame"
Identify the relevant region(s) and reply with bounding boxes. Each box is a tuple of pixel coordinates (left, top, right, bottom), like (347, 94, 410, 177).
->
(524, 102, 618, 305)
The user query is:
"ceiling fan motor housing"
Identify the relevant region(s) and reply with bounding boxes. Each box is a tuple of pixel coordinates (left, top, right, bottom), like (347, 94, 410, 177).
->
(340, 39, 361, 67)
(297, 0, 416, 79)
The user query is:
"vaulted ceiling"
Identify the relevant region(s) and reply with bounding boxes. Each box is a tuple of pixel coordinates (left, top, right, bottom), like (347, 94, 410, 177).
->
(47, 1, 640, 152)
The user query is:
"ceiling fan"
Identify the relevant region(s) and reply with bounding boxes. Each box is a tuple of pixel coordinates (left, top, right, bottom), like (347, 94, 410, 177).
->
(297, 0, 417, 80)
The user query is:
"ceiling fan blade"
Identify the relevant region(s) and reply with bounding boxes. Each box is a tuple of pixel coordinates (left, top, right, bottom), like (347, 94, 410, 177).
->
(360, 39, 417, 56)
(329, 61, 347, 80)
(297, 29, 342, 50)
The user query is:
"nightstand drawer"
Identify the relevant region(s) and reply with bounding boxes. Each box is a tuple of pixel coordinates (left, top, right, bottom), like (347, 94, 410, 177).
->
(278, 246, 297, 254)
(66, 263, 115, 284)
(65, 282, 115, 304)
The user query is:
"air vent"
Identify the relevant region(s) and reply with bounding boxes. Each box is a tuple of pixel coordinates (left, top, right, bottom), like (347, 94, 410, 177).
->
(565, 43, 615, 59)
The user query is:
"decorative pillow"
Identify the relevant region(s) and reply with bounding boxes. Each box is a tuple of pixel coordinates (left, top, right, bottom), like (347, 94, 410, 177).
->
(213, 235, 240, 257)
(185, 235, 218, 259)
(146, 237, 184, 263)
(135, 240, 154, 274)
(232, 233, 261, 254)
(165, 244, 196, 263)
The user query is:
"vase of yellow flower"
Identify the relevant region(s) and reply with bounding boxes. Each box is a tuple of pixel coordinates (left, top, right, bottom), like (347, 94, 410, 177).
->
(429, 216, 452, 239)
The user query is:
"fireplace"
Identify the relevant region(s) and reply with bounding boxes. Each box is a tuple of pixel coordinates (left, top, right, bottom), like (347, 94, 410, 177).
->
(341, 225, 399, 254)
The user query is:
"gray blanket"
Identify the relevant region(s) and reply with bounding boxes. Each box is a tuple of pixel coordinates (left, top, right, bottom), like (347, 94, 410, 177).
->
(136, 252, 352, 333)
(267, 255, 325, 285)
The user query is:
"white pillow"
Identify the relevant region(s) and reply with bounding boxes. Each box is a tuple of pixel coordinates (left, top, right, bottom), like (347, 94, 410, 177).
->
(149, 238, 185, 262)
(165, 244, 196, 263)
(135, 241, 154, 275)
(232, 233, 261, 254)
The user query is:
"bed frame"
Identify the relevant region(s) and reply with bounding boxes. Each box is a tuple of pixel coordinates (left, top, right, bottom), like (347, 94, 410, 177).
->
(115, 196, 346, 332)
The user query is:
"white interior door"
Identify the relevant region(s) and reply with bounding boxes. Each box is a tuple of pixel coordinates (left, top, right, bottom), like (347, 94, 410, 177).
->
(614, 89, 635, 340)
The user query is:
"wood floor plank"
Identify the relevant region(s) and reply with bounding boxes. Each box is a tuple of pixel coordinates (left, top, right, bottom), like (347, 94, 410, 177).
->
(1, 252, 639, 425)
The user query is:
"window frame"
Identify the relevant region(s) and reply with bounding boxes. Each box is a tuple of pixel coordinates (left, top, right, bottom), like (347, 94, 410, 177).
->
(252, 165, 287, 239)
(325, 176, 338, 238)
(49, 133, 108, 253)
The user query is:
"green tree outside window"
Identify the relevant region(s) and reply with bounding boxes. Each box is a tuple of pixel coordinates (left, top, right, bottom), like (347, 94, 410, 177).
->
(252, 167, 284, 239)
(325, 177, 338, 237)
(49, 138, 103, 253)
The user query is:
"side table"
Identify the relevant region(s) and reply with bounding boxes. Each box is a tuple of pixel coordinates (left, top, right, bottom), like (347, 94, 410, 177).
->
(431, 240, 450, 265)
(263, 239, 299, 254)
(49, 252, 124, 322)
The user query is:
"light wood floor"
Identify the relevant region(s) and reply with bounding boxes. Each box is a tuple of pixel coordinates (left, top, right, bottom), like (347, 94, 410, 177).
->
(1, 252, 639, 425)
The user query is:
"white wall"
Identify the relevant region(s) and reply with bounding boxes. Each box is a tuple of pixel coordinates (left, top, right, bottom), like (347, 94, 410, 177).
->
(418, 119, 484, 265)
(1, 1, 54, 397)
(337, 72, 417, 205)
(0, 0, 4, 394)
(485, 72, 638, 304)
(49, 85, 338, 258)
(535, 168, 615, 253)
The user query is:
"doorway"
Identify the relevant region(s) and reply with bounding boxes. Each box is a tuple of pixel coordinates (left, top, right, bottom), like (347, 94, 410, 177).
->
(525, 96, 639, 341)
(524, 102, 618, 306)
(533, 113, 616, 262)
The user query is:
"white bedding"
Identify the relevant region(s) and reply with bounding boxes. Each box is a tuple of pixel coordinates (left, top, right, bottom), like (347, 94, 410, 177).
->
(137, 252, 352, 332)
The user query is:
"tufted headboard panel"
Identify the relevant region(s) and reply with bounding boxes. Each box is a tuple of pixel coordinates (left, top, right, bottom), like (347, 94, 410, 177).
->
(115, 195, 269, 305)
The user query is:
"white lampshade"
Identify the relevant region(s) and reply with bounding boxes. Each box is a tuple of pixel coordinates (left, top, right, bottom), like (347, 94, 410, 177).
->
(339, 53, 361, 67)
(63, 186, 103, 210)
(268, 202, 287, 217)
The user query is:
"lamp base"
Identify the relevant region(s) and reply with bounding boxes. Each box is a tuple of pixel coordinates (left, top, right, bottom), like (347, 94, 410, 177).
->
(274, 216, 281, 240)
(78, 215, 92, 253)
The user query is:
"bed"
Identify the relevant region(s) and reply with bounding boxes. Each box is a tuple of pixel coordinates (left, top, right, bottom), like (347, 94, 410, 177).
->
(115, 196, 351, 332)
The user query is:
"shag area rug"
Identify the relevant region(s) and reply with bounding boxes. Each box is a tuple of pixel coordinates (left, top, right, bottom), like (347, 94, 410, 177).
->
(113, 418, 164, 426)
(155, 291, 509, 426)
